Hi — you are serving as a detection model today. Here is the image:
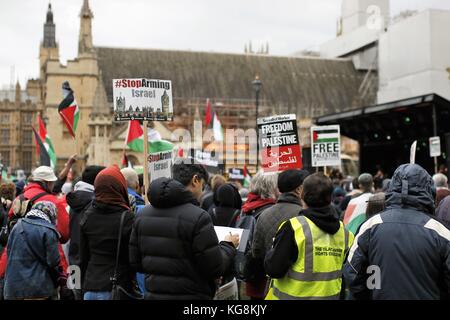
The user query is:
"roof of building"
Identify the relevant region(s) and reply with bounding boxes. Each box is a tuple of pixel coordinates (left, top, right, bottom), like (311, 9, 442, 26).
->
(96, 47, 377, 116)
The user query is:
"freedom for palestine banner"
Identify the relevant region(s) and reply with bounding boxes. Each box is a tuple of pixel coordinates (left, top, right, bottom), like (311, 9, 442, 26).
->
(257, 114, 302, 173)
(311, 125, 341, 167)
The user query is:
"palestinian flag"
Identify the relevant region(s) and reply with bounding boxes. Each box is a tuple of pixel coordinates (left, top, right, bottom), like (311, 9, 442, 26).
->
(58, 81, 79, 138)
(243, 164, 251, 188)
(204, 98, 224, 141)
(37, 115, 57, 168)
(312, 128, 339, 144)
(149, 140, 174, 154)
(121, 152, 130, 168)
(126, 120, 145, 152)
(32, 126, 51, 168)
(343, 193, 372, 234)
(126, 120, 170, 153)
(205, 98, 212, 128)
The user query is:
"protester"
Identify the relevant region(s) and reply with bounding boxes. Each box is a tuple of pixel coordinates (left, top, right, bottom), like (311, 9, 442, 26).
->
(80, 165, 136, 300)
(0, 166, 70, 287)
(4, 201, 63, 300)
(433, 173, 448, 190)
(436, 195, 450, 229)
(265, 173, 353, 300)
(209, 183, 242, 226)
(66, 165, 105, 300)
(344, 163, 450, 300)
(436, 188, 450, 208)
(366, 192, 386, 219)
(339, 177, 362, 213)
(381, 178, 391, 192)
(238, 171, 278, 300)
(251, 169, 309, 284)
(200, 174, 226, 212)
(343, 173, 374, 234)
(14, 180, 26, 197)
(331, 187, 346, 217)
(129, 164, 238, 300)
(52, 154, 77, 194)
(121, 167, 145, 214)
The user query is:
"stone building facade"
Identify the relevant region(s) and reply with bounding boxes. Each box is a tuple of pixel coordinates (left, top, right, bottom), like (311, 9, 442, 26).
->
(28, 0, 376, 174)
(0, 83, 41, 173)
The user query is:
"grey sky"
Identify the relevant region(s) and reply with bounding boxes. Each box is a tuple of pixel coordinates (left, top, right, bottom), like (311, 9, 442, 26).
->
(1, 0, 450, 88)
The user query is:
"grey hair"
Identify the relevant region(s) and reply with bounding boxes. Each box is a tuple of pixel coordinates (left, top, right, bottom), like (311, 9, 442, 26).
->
(120, 168, 139, 188)
(433, 173, 448, 188)
(358, 173, 374, 193)
(249, 171, 278, 199)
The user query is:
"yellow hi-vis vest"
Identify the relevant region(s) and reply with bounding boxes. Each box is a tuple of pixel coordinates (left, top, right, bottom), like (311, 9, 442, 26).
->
(266, 215, 354, 300)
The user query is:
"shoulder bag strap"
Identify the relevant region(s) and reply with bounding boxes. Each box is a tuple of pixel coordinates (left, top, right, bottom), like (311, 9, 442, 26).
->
(111, 211, 127, 285)
(29, 192, 50, 203)
(228, 209, 242, 227)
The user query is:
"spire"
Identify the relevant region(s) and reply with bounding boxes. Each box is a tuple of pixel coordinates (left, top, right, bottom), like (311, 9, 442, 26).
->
(78, 0, 94, 55)
(43, 2, 56, 48)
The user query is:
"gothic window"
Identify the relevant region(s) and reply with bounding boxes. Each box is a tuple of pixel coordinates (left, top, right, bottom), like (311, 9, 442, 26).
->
(1, 129, 10, 144)
(0, 113, 10, 124)
(22, 151, 32, 172)
(22, 113, 33, 124)
(0, 151, 10, 167)
(22, 130, 32, 145)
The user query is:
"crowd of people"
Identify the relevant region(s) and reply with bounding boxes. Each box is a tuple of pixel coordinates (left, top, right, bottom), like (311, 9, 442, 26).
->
(0, 158, 449, 300)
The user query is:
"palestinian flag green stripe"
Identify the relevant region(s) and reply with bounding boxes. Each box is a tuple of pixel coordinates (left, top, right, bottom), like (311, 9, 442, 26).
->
(314, 138, 339, 143)
(128, 138, 144, 153)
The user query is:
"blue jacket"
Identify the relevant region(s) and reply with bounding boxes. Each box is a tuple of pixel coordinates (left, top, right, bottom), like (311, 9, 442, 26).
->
(4, 217, 60, 299)
(344, 164, 450, 300)
(128, 188, 145, 215)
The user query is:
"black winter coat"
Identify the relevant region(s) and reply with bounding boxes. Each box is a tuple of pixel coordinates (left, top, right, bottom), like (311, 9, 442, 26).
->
(66, 182, 94, 266)
(80, 201, 135, 292)
(129, 177, 236, 300)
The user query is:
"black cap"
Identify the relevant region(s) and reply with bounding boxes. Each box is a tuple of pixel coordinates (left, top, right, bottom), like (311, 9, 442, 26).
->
(277, 169, 309, 193)
(82, 165, 106, 186)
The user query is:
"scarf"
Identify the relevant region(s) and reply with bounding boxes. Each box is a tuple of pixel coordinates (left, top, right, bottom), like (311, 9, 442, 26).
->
(94, 165, 130, 210)
(242, 192, 276, 214)
(26, 200, 57, 225)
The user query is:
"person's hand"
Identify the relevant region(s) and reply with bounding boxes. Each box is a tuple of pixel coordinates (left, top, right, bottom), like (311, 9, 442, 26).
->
(224, 232, 240, 249)
(66, 154, 77, 167)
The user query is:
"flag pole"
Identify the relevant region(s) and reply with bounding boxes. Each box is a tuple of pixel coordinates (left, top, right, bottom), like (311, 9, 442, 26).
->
(143, 120, 150, 205)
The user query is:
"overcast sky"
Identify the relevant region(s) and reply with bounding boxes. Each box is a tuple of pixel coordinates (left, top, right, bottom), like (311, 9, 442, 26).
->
(1, 0, 450, 88)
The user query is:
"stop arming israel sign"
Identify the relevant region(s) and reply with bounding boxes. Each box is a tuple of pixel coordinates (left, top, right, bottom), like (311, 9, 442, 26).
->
(311, 125, 341, 167)
(258, 114, 302, 173)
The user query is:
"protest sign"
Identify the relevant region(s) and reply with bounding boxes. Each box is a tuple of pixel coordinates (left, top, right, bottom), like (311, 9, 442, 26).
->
(228, 168, 244, 180)
(257, 114, 302, 173)
(148, 151, 172, 182)
(113, 78, 173, 121)
(429, 136, 441, 157)
(410, 140, 417, 164)
(311, 125, 341, 167)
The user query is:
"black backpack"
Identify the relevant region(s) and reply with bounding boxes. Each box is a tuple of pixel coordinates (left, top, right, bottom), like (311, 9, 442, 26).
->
(230, 204, 272, 281)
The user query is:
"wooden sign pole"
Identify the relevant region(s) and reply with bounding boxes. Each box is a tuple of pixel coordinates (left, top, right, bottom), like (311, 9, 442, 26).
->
(143, 120, 150, 205)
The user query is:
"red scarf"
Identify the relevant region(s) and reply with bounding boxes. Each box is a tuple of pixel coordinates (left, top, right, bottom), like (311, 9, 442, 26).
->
(94, 165, 130, 210)
(241, 192, 276, 214)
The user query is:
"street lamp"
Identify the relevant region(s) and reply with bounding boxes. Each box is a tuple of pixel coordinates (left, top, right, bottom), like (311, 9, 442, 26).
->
(252, 75, 262, 169)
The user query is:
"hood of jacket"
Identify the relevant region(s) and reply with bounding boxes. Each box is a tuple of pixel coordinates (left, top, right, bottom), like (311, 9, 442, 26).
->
(149, 177, 198, 209)
(277, 192, 302, 206)
(301, 205, 341, 235)
(385, 163, 435, 215)
(66, 181, 94, 212)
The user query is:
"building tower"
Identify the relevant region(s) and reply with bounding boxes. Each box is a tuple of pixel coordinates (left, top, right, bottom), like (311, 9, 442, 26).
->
(79, 0, 95, 56)
(39, 3, 59, 79)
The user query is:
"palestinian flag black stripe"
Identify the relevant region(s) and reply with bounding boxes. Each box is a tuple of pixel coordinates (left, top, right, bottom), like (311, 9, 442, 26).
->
(32, 126, 51, 167)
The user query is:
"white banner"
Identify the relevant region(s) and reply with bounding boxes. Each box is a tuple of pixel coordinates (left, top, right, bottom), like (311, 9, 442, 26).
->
(311, 125, 341, 167)
(148, 150, 173, 182)
(113, 78, 173, 121)
(429, 136, 441, 157)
